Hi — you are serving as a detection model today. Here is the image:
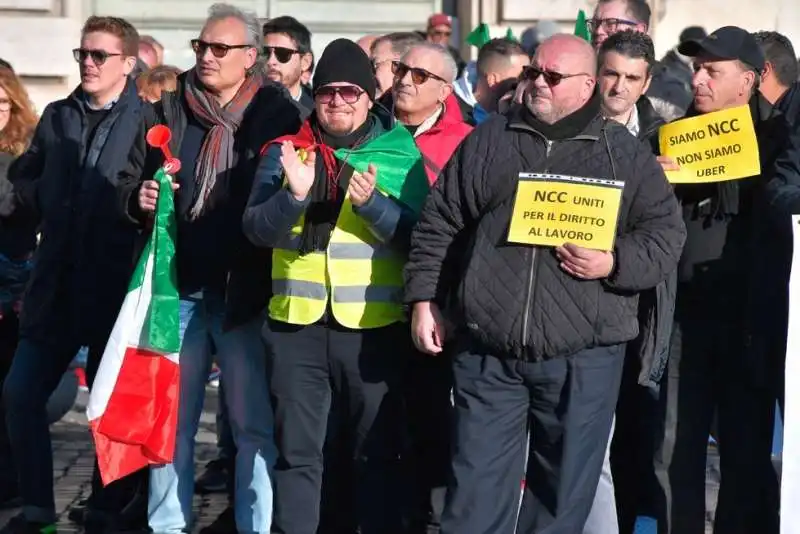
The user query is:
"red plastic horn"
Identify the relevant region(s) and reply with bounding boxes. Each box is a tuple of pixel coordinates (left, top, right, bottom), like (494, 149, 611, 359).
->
(146, 125, 181, 174)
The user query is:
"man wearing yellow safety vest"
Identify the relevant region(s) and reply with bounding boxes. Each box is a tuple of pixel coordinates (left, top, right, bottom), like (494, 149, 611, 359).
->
(243, 38, 416, 534)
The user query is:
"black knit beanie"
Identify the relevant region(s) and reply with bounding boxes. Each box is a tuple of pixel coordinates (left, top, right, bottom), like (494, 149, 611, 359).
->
(313, 38, 376, 99)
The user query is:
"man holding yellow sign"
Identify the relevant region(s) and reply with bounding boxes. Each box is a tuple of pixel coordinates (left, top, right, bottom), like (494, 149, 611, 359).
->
(652, 26, 796, 534)
(658, 103, 760, 183)
(404, 34, 685, 534)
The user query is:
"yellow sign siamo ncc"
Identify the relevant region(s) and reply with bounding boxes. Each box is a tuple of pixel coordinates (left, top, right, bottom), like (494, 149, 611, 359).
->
(507, 173, 625, 251)
(658, 104, 760, 183)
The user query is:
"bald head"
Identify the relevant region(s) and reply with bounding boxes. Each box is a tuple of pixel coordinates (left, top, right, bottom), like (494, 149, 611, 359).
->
(536, 34, 597, 74)
(525, 34, 597, 124)
(357, 34, 378, 54)
(139, 41, 159, 70)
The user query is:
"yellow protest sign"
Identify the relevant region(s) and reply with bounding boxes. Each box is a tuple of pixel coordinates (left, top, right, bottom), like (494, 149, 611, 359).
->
(507, 173, 624, 251)
(658, 104, 760, 183)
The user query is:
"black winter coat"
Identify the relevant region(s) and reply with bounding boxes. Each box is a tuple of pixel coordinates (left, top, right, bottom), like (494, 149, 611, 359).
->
(115, 72, 301, 330)
(4, 80, 143, 345)
(405, 104, 686, 361)
(631, 96, 673, 387)
(647, 50, 694, 116)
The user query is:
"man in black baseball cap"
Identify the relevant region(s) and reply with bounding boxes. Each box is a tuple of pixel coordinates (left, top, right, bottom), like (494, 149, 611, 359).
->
(679, 25, 765, 74)
(676, 25, 765, 113)
(653, 24, 787, 534)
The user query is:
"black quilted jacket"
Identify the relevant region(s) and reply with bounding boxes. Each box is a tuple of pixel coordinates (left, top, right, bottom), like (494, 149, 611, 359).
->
(404, 106, 686, 361)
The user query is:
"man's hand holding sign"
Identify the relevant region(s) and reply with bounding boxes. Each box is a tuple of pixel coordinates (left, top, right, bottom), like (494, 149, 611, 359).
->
(556, 244, 614, 280)
(657, 104, 761, 183)
(507, 173, 622, 279)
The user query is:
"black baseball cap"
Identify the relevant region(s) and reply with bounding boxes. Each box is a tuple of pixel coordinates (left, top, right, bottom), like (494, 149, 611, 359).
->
(678, 26, 765, 73)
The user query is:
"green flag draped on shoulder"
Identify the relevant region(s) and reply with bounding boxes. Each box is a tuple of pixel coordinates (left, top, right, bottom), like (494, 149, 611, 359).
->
(334, 124, 429, 213)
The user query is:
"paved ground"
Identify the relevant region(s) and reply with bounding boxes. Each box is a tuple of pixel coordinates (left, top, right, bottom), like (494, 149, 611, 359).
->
(0, 387, 228, 534)
(0, 386, 729, 534)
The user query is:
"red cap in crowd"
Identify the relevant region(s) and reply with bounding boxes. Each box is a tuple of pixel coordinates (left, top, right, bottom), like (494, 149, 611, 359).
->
(427, 13, 452, 28)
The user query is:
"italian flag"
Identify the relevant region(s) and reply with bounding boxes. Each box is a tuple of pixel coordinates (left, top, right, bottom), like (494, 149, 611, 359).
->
(86, 167, 181, 485)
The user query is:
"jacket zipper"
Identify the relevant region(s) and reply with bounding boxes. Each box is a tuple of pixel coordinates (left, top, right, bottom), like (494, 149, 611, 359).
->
(520, 140, 553, 356)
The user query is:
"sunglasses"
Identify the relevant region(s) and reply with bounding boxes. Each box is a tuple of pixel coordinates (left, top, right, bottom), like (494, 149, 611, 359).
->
(391, 61, 447, 85)
(314, 85, 365, 104)
(191, 39, 251, 58)
(263, 46, 301, 64)
(522, 66, 590, 86)
(73, 48, 122, 66)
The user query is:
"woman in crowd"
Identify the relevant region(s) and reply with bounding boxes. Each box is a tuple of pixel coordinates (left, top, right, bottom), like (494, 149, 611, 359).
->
(135, 65, 182, 103)
(0, 63, 39, 509)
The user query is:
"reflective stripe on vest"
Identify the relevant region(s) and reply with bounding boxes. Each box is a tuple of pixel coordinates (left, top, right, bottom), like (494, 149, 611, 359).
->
(270, 190, 405, 329)
(272, 278, 327, 300)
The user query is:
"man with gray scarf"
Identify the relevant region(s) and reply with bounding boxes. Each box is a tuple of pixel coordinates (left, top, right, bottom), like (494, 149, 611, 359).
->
(115, 4, 301, 533)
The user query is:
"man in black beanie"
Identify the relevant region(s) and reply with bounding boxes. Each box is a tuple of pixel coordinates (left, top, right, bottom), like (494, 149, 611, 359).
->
(243, 37, 415, 534)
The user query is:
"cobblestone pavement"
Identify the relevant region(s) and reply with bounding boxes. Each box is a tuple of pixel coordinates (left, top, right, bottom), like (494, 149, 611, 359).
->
(0, 386, 728, 533)
(0, 387, 228, 534)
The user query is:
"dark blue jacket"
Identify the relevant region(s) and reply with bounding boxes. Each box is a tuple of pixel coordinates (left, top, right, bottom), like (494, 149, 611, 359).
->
(777, 82, 800, 128)
(4, 80, 143, 345)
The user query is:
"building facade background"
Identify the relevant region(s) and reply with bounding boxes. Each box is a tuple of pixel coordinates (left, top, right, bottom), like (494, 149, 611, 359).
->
(0, 0, 798, 112)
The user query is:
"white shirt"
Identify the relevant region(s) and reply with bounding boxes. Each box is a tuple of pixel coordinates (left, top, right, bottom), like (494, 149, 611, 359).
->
(624, 103, 640, 138)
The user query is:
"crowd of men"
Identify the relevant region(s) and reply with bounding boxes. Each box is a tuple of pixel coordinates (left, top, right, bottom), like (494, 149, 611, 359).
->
(0, 0, 799, 533)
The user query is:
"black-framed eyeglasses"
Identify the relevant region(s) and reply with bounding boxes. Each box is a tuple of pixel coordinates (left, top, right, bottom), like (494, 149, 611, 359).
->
(73, 48, 122, 66)
(262, 46, 301, 64)
(314, 85, 365, 104)
(391, 61, 447, 85)
(191, 39, 251, 58)
(521, 66, 591, 86)
(586, 17, 640, 33)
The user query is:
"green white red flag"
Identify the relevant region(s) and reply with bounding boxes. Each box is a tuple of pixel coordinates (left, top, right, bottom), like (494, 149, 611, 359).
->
(86, 167, 180, 485)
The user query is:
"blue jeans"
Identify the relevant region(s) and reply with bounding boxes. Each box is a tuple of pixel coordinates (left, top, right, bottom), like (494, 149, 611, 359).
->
(148, 293, 274, 534)
(216, 381, 236, 461)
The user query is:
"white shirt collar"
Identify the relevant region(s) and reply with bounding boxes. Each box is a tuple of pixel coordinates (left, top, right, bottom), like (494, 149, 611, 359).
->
(411, 104, 444, 138)
(625, 103, 640, 137)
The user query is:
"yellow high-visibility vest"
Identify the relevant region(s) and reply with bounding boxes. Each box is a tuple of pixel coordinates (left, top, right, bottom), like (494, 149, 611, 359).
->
(269, 185, 406, 330)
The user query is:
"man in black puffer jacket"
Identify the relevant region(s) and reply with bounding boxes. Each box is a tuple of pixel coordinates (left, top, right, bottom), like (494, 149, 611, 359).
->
(404, 34, 685, 534)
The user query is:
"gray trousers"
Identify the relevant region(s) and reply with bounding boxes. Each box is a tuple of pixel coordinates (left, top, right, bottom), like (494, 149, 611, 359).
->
(583, 417, 619, 534)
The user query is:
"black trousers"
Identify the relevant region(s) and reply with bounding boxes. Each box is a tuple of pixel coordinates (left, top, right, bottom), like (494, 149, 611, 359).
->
(0, 312, 19, 495)
(405, 349, 453, 534)
(0, 311, 147, 529)
(610, 351, 662, 533)
(441, 343, 625, 534)
(653, 288, 779, 534)
(264, 319, 410, 534)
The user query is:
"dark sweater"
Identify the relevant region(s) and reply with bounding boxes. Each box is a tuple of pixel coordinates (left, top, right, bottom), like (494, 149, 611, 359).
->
(172, 116, 232, 294)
